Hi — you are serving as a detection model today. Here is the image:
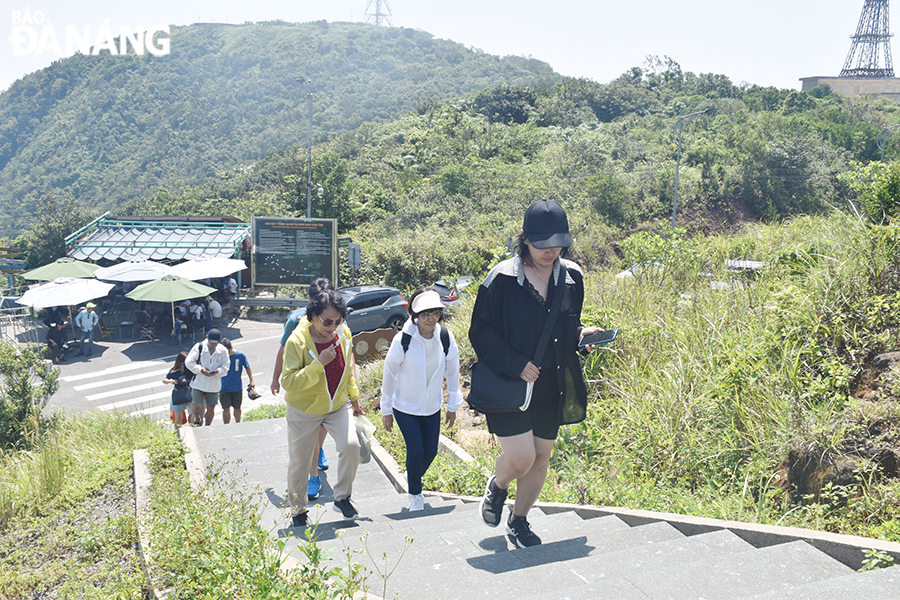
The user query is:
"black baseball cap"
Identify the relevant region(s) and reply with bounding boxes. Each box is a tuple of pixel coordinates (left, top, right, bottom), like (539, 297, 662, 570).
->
(523, 199, 572, 249)
(206, 328, 221, 342)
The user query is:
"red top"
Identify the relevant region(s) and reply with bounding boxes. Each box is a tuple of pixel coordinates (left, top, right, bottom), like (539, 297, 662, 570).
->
(315, 336, 345, 398)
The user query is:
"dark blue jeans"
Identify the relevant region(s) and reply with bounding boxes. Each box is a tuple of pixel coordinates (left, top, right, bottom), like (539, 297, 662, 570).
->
(393, 409, 441, 496)
(79, 328, 94, 355)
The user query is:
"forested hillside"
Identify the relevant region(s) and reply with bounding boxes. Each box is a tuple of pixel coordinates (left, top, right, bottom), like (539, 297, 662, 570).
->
(0, 20, 557, 235)
(119, 59, 900, 288)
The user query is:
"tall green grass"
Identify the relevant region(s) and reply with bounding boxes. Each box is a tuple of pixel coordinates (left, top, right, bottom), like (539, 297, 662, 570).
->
(0, 412, 163, 598)
(0, 412, 161, 525)
(548, 212, 900, 539)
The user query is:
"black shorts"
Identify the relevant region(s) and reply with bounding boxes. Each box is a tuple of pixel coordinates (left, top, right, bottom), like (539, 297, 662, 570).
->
(483, 370, 561, 440)
(219, 390, 243, 409)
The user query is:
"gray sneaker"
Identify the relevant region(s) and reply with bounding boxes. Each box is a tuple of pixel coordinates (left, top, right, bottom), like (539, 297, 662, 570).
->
(506, 512, 541, 548)
(479, 475, 507, 527)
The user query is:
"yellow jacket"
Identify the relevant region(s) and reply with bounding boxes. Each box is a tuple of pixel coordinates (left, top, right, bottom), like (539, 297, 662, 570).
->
(281, 317, 358, 414)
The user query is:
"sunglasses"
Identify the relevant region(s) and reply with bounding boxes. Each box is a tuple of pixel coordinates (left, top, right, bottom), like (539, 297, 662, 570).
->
(318, 316, 344, 327)
(419, 309, 442, 319)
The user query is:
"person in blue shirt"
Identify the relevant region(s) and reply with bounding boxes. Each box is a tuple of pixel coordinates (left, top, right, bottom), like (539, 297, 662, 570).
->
(219, 337, 255, 424)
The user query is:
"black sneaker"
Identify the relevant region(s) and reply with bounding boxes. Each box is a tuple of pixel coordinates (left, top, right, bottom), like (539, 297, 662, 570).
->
(479, 475, 507, 527)
(333, 497, 359, 519)
(291, 511, 307, 528)
(506, 512, 541, 548)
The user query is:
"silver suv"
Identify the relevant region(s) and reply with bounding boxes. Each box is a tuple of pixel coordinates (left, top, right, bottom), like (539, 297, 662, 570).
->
(338, 286, 408, 333)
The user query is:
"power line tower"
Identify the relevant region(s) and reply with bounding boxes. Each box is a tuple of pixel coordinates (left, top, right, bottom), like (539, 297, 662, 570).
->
(365, 0, 393, 26)
(841, 0, 894, 78)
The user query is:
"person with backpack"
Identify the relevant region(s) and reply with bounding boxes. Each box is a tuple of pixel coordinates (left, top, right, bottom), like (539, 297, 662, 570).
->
(381, 288, 462, 512)
(185, 328, 230, 426)
(189, 301, 205, 325)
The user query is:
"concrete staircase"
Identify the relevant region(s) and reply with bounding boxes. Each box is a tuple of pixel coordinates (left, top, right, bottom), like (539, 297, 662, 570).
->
(183, 418, 900, 599)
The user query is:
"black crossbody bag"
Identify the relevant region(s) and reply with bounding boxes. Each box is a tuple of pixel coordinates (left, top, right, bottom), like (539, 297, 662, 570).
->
(467, 270, 565, 413)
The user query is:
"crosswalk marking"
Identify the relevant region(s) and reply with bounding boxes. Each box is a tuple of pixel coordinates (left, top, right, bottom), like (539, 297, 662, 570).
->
(61, 360, 167, 383)
(87, 381, 165, 402)
(97, 391, 171, 412)
(132, 404, 169, 416)
(74, 368, 171, 391)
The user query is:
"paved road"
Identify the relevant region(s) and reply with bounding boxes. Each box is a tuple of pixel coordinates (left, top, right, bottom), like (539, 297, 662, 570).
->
(44, 317, 286, 421)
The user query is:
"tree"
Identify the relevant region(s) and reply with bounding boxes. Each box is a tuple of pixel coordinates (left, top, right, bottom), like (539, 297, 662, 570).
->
(0, 342, 59, 451)
(16, 194, 94, 269)
(471, 84, 537, 124)
(587, 173, 635, 228)
(845, 161, 900, 224)
(310, 154, 354, 232)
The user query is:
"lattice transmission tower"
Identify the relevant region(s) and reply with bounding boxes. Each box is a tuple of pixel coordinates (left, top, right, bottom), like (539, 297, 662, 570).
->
(841, 0, 894, 78)
(365, 0, 393, 26)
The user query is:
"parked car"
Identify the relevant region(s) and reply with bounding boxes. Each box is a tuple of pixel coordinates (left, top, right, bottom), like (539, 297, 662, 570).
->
(431, 276, 474, 314)
(338, 286, 408, 333)
(615, 262, 663, 280)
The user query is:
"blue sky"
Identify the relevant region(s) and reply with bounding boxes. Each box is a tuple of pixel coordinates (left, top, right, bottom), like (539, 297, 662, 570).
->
(1, 0, 871, 93)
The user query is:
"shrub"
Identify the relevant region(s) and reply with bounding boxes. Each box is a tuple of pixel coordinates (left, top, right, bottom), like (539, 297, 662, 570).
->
(0, 342, 59, 451)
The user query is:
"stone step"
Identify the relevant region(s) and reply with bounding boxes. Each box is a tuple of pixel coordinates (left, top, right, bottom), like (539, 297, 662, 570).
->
(743, 563, 900, 600)
(302, 515, 686, 598)
(621, 540, 853, 599)
(292, 494, 477, 551)
(186, 417, 900, 600)
(365, 520, 686, 599)
(518, 528, 756, 600)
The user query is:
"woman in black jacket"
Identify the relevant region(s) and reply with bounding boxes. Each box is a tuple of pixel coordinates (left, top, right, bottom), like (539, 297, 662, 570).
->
(469, 199, 603, 548)
(163, 351, 194, 429)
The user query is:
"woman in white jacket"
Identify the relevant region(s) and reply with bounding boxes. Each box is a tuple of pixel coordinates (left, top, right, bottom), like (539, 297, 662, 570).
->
(381, 288, 463, 511)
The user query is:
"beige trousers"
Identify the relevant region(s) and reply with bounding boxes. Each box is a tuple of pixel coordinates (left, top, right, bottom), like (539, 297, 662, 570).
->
(286, 402, 360, 514)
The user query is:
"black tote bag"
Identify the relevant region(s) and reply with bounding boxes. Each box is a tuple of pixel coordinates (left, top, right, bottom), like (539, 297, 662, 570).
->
(467, 270, 564, 413)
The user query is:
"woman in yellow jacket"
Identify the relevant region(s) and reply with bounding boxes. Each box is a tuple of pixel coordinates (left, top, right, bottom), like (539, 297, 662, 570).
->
(282, 287, 363, 527)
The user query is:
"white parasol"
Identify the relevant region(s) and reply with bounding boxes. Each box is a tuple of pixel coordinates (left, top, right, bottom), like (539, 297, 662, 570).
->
(165, 257, 247, 281)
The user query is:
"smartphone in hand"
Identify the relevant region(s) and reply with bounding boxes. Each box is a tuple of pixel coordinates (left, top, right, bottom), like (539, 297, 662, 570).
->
(578, 328, 618, 347)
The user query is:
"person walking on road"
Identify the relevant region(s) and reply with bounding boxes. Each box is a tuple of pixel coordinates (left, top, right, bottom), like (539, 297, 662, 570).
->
(219, 337, 255, 424)
(185, 328, 230, 426)
(281, 285, 362, 528)
(271, 277, 334, 500)
(74, 302, 99, 357)
(163, 351, 194, 430)
(381, 288, 463, 512)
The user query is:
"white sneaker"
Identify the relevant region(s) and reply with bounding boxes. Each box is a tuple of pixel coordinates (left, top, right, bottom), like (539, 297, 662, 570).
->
(409, 493, 425, 511)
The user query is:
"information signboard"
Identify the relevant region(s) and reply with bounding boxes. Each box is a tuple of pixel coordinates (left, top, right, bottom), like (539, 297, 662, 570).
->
(251, 217, 337, 286)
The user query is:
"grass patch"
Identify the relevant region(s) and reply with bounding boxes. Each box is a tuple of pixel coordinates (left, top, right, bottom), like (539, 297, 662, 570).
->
(0, 412, 163, 599)
(244, 403, 287, 421)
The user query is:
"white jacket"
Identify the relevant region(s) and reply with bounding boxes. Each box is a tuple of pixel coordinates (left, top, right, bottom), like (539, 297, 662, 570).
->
(381, 320, 463, 417)
(185, 340, 229, 392)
